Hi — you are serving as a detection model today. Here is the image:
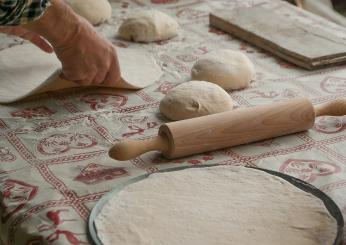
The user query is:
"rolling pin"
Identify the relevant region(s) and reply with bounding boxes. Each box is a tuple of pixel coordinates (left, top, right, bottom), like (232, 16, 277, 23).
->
(109, 98, 346, 160)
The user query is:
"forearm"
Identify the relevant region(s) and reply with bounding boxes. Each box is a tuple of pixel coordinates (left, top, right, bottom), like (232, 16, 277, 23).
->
(23, 0, 84, 48)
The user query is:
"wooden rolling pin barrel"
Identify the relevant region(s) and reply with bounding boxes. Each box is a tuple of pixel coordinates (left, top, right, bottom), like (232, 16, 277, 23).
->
(109, 98, 346, 161)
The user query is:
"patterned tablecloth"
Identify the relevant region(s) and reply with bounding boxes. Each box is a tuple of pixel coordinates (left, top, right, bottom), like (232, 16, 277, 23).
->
(0, 0, 346, 244)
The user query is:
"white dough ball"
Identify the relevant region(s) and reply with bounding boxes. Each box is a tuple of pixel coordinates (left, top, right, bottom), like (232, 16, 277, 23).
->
(118, 9, 179, 42)
(65, 0, 112, 25)
(159, 81, 233, 121)
(191, 49, 255, 91)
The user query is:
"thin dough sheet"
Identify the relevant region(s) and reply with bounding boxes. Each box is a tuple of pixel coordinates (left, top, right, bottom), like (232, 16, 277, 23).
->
(0, 43, 163, 103)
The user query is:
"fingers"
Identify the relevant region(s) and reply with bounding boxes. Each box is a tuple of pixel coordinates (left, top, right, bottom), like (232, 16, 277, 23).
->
(20, 32, 54, 53)
(86, 50, 121, 87)
(76, 79, 93, 86)
(0, 26, 19, 35)
(103, 58, 121, 87)
(62, 67, 103, 86)
(60, 70, 92, 86)
(113, 53, 122, 83)
(63, 67, 119, 87)
(102, 48, 121, 86)
(92, 69, 108, 86)
(70, 78, 93, 86)
(0, 26, 54, 53)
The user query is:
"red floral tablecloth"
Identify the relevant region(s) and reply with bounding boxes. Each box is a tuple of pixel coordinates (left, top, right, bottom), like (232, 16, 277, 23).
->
(0, 0, 346, 244)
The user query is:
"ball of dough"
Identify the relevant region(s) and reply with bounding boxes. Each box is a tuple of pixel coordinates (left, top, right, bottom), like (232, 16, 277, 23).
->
(191, 49, 255, 90)
(159, 81, 233, 121)
(118, 10, 179, 42)
(65, 0, 112, 25)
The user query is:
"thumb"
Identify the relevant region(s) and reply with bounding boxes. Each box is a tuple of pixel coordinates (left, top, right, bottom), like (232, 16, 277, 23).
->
(0, 26, 54, 53)
(21, 33, 54, 53)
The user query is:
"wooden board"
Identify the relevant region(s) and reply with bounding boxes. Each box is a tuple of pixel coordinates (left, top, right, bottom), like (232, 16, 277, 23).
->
(210, 5, 346, 70)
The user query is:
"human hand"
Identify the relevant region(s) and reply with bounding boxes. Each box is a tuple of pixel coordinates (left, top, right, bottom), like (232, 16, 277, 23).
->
(0, 26, 53, 53)
(23, 0, 121, 86)
(54, 18, 121, 86)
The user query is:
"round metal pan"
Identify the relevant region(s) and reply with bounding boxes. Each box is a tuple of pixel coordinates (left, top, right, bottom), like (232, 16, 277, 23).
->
(88, 165, 344, 245)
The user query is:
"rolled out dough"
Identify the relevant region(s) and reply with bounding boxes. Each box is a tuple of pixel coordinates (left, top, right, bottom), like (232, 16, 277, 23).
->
(95, 166, 336, 245)
(0, 44, 163, 103)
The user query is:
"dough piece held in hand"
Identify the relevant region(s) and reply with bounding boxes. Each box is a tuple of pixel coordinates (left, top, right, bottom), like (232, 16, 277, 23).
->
(0, 44, 162, 103)
(118, 9, 179, 42)
(191, 49, 255, 90)
(65, 0, 112, 25)
(159, 80, 233, 121)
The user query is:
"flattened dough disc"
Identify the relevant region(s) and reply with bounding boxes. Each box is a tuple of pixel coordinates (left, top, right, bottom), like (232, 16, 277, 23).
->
(93, 166, 339, 245)
(0, 43, 163, 103)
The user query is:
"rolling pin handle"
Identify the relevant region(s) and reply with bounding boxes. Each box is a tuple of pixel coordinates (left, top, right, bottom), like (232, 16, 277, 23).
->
(314, 99, 346, 117)
(109, 135, 169, 161)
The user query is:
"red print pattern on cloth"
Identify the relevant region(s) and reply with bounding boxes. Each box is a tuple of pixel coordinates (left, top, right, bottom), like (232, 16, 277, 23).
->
(0, 148, 16, 162)
(209, 26, 226, 35)
(314, 116, 346, 134)
(176, 8, 208, 20)
(122, 122, 158, 138)
(151, 153, 214, 165)
(279, 159, 342, 183)
(74, 163, 128, 185)
(1, 179, 38, 222)
(176, 54, 198, 62)
(248, 89, 299, 100)
(80, 93, 128, 111)
(320, 76, 346, 93)
(253, 139, 281, 147)
(37, 133, 97, 155)
(1, 1, 346, 244)
(176, 47, 209, 63)
(11, 106, 55, 119)
(151, 0, 179, 4)
(155, 81, 177, 94)
(119, 115, 148, 124)
(37, 210, 88, 244)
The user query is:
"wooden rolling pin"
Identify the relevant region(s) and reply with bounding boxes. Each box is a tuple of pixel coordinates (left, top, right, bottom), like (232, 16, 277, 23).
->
(109, 98, 346, 160)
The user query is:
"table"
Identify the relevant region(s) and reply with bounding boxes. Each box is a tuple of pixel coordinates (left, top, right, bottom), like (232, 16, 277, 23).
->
(0, 0, 345, 244)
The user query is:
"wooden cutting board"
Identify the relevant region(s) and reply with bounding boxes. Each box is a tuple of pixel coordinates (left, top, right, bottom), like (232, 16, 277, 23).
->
(210, 5, 346, 70)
